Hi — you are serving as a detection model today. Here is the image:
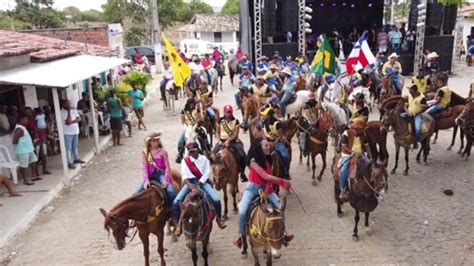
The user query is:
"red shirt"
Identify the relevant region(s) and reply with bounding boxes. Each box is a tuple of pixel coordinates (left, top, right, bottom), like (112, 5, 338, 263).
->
(248, 162, 275, 193)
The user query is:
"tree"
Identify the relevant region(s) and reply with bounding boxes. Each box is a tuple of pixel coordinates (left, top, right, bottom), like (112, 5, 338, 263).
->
(9, 0, 64, 29)
(221, 0, 239, 15)
(63, 6, 81, 21)
(437, 0, 470, 6)
(80, 10, 103, 22)
(189, 0, 213, 14)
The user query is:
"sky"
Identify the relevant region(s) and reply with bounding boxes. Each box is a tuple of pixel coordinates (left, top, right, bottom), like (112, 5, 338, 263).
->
(0, 0, 227, 11)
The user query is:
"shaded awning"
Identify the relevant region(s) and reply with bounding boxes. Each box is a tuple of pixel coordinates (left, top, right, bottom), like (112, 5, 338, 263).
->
(0, 55, 129, 88)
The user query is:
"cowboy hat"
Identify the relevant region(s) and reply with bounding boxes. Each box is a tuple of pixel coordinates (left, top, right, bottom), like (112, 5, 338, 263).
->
(186, 142, 200, 152)
(269, 64, 278, 69)
(427, 52, 439, 58)
(388, 53, 398, 59)
(257, 75, 265, 80)
(257, 55, 269, 60)
(144, 132, 162, 146)
(281, 67, 292, 76)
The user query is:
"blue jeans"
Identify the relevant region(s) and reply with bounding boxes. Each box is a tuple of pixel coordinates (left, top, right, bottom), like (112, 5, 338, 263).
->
(392, 78, 401, 94)
(425, 103, 444, 116)
(134, 171, 177, 204)
(234, 90, 242, 108)
(275, 140, 290, 173)
(391, 42, 400, 54)
(279, 91, 292, 117)
(238, 183, 280, 234)
(172, 179, 222, 221)
(339, 154, 369, 191)
(159, 79, 169, 97)
(64, 134, 79, 164)
(268, 84, 278, 94)
(207, 107, 215, 121)
(413, 115, 423, 142)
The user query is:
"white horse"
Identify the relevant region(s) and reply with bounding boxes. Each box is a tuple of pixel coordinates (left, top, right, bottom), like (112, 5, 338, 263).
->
(163, 79, 176, 114)
(285, 90, 311, 115)
(322, 102, 348, 129)
(348, 86, 373, 111)
(183, 124, 208, 155)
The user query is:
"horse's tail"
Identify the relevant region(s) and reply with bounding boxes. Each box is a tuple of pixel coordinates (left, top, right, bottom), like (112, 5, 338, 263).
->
(170, 169, 183, 192)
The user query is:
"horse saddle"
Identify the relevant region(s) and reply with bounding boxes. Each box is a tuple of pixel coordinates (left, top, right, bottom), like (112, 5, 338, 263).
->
(440, 108, 454, 118)
(286, 93, 298, 105)
(150, 181, 169, 207)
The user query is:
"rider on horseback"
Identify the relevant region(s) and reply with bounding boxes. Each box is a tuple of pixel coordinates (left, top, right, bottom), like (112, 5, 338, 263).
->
(300, 92, 320, 156)
(256, 55, 269, 73)
(233, 137, 294, 249)
(160, 62, 173, 101)
(425, 72, 451, 118)
(350, 92, 370, 124)
(176, 98, 205, 163)
(250, 76, 271, 105)
(234, 66, 255, 110)
(194, 82, 216, 131)
(260, 107, 291, 179)
(423, 52, 440, 79)
(279, 67, 296, 117)
(318, 74, 337, 103)
(412, 68, 428, 95)
(135, 133, 177, 205)
(213, 105, 248, 183)
(401, 84, 428, 149)
(338, 120, 373, 199)
(202, 54, 213, 84)
(264, 64, 281, 94)
(173, 143, 227, 236)
(382, 53, 403, 95)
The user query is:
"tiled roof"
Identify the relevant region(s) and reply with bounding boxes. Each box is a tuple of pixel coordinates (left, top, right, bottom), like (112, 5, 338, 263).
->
(0, 30, 117, 63)
(178, 14, 239, 33)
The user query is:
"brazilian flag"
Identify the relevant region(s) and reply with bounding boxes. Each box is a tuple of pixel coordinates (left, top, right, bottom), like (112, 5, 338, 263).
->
(310, 37, 336, 75)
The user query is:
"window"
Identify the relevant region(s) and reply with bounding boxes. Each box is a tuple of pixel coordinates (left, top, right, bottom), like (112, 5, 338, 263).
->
(214, 32, 222, 43)
(236, 31, 240, 42)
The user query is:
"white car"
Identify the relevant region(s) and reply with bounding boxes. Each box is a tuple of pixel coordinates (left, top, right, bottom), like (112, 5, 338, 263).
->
(179, 39, 214, 59)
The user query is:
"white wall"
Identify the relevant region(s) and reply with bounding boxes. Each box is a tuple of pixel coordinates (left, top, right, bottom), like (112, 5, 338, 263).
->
(23, 85, 38, 108)
(221, 32, 234, 42)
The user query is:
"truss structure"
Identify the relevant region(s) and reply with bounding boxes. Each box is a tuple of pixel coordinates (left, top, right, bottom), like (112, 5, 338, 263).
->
(298, 0, 306, 55)
(254, 0, 262, 66)
(413, 0, 427, 74)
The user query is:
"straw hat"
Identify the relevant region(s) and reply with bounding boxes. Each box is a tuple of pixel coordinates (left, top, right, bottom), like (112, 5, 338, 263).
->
(427, 52, 439, 59)
(257, 55, 269, 61)
(144, 132, 162, 147)
(281, 67, 292, 76)
(269, 64, 278, 69)
(388, 53, 398, 59)
(257, 75, 265, 81)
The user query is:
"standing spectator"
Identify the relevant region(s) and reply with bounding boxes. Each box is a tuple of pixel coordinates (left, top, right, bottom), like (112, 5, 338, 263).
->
(0, 175, 21, 196)
(44, 106, 60, 155)
(77, 92, 96, 114)
(400, 23, 407, 42)
(128, 85, 147, 130)
(0, 105, 9, 135)
(12, 114, 41, 185)
(377, 27, 388, 54)
(406, 28, 416, 53)
(61, 100, 85, 170)
(107, 89, 124, 146)
(389, 27, 402, 54)
(34, 107, 51, 175)
(236, 46, 244, 61)
(160, 62, 173, 101)
(466, 35, 473, 49)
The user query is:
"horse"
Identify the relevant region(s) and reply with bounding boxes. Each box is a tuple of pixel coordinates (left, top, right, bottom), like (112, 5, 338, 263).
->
(297, 111, 334, 185)
(99, 171, 182, 266)
(456, 101, 474, 160)
(214, 59, 225, 92)
(322, 102, 349, 151)
(178, 190, 215, 266)
(184, 124, 211, 156)
(241, 200, 286, 266)
(381, 102, 435, 175)
(331, 157, 388, 241)
(242, 95, 260, 132)
(431, 92, 467, 148)
(228, 58, 238, 86)
(211, 147, 239, 220)
(379, 76, 402, 104)
(284, 90, 311, 116)
(295, 74, 307, 92)
(378, 95, 405, 120)
(197, 101, 220, 148)
(365, 121, 389, 166)
(163, 80, 177, 114)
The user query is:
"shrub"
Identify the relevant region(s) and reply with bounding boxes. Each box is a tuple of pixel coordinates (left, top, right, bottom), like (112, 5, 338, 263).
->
(122, 71, 151, 97)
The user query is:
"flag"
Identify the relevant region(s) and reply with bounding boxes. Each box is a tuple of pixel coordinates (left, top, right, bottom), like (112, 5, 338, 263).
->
(345, 33, 376, 75)
(161, 33, 191, 87)
(310, 37, 336, 75)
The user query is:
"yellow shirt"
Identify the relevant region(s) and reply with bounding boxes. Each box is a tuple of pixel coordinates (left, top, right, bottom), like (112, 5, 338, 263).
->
(352, 137, 363, 155)
(438, 86, 451, 108)
(408, 94, 426, 116)
(412, 76, 428, 95)
(470, 82, 474, 98)
(219, 119, 238, 140)
(382, 61, 402, 75)
(263, 71, 279, 80)
(303, 105, 319, 123)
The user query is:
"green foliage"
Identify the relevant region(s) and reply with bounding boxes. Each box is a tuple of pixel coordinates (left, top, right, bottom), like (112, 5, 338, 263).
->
(9, 0, 65, 29)
(0, 11, 32, 29)
(80, 10, 103, 22)
(437, 0, 470, 6)
(93, 87, 111, 105)
(122, 71, 151, 93)
(189, 0, 214, 14)
(124, 25, 147, 46)
(221, 0, 239, 15)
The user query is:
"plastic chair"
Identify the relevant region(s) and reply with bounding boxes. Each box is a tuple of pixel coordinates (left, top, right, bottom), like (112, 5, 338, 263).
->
(0, 144, 20, 184)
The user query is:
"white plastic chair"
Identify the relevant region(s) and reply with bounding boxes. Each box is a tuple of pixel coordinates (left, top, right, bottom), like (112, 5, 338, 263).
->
(0, 144, 20, 184)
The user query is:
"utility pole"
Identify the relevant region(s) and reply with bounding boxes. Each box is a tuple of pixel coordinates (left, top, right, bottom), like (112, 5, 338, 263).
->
(151, 0, 164, 73)
(390, 0, 395, 25)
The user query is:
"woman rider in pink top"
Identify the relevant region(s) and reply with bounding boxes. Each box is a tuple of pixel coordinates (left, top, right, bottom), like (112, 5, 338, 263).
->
(134, 132, 177, 205)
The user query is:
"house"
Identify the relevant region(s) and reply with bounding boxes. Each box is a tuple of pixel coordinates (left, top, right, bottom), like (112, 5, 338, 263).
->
(0, 29, 128, 183)
(460, 4, 474, 43)
(177, 14, 240, 52)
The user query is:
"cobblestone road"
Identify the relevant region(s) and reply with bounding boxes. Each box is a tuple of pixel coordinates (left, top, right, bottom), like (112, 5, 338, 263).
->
(1, 69, 474, 265)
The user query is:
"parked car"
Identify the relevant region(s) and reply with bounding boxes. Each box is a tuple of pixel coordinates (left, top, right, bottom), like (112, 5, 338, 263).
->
(179, 39, 214, 60)
(125, 46, 155, 64)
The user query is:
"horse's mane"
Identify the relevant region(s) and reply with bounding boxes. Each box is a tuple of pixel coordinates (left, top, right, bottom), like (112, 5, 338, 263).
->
(380, 96, 404, 110)
(324, 102, 347, 126)
(450, 92, 467, 106)
(280, 117, 296, 130)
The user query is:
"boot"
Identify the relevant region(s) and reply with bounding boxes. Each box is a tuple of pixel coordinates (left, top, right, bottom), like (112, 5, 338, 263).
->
(240, 172, 248, 183)
(175, 147, 184, 164)
(216, 216, 227, 229)
(234, 235, 244, 248)
(283, 233, 294, 247)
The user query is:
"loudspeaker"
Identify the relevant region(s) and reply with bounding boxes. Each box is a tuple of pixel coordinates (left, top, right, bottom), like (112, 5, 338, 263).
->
(408, 0, 420, 30)
(443, 4, 457, 35)
(423, 35, 454, 72)
(262, 43, 299, 59)
(281, 0, 298, 32)
(425, 1, 444, 36)
(263, 0, 276, 37)
(471, 27, 474, 37)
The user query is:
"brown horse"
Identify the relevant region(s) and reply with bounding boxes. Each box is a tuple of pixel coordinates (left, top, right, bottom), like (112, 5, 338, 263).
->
(211, 147, 239, 220)
(297, 111, 334, 185)
(366, 121, 389, 165)
(242, 95, 260, 133)
(379, 76, 399, 105)
(456, 102, 474, 160)
(378, 95, 405, 120)
(198, 102, 220, 147)
(295, 74, 307, 92)
(381, 103, 435, 175)
(242, 201, 286, 266)
(178, 190, 215, 266)
(332, 156, 388, 241)
(228, 58, 238, 86)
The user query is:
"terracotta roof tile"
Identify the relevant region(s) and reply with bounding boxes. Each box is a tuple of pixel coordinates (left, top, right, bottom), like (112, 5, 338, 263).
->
(0, 30, 117, 62)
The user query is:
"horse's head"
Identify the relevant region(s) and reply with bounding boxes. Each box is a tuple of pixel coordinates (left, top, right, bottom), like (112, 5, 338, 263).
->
(456, 102, 474, 127)
(260, 204, 285, 258)
(282, 116, 299, 140)
(179, 192, 203, 248)
(211, 150, 229, 190)
(369, 163, 388, 199)
(243, 96, 259, 120)
(380, 107, 397, 133)
(99, 208, 129, 250)
(319, 110, 337, 135)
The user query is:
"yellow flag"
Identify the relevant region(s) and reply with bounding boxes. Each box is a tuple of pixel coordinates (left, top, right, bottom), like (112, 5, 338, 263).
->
(161, 33, 191, 87)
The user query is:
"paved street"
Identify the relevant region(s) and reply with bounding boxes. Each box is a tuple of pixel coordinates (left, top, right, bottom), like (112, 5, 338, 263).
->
(1, 68, 474, 265)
